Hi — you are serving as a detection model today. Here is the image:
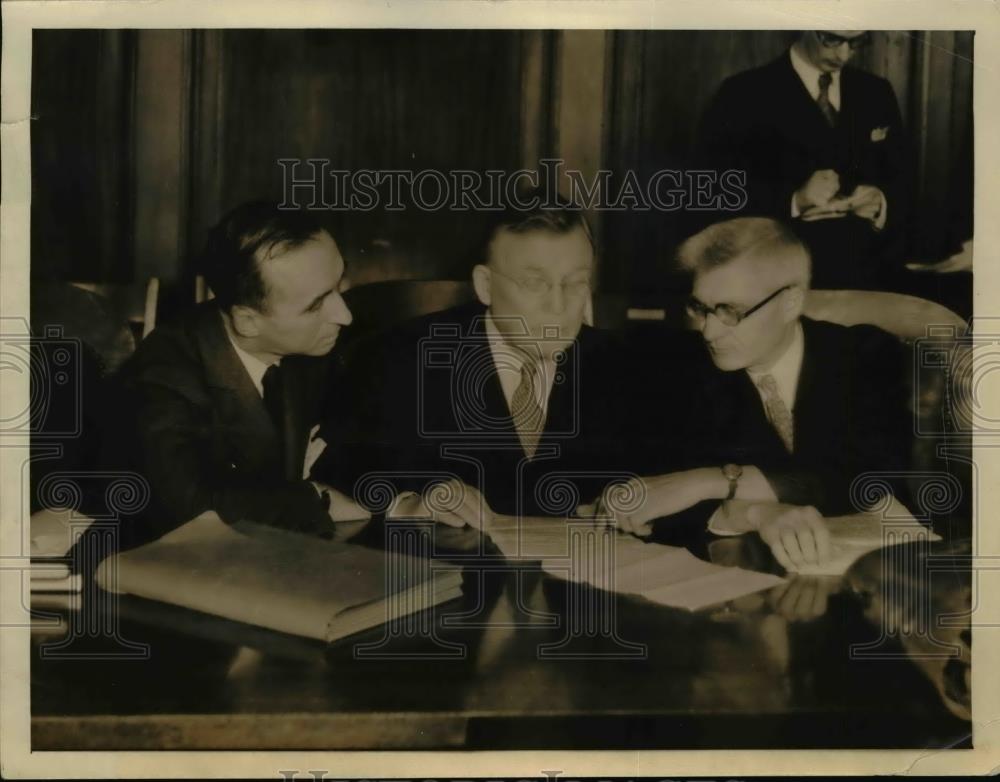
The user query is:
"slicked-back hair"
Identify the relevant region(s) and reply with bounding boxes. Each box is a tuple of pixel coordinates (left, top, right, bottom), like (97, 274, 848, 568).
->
(481, 186, 594, 266)
(676, 217, 811, 288)
(201, 201, 327, 313)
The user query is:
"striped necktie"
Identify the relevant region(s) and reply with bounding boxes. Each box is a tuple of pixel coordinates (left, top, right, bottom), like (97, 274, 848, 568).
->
(756, 373, 794, 453)
(511, 358, 544, 459)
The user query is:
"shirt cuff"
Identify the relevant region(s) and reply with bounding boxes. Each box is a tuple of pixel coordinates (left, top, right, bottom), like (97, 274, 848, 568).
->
(873, 191, 888, 231)
(387, 491, 422, 519)
(707, 503, 744, 536)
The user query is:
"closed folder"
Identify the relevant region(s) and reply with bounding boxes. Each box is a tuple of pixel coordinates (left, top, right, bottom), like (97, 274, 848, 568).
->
(95, 512, 463, 643)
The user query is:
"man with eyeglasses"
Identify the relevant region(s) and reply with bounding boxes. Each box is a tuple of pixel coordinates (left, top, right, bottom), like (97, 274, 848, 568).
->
(696, 30, 907, 290)
(593, 218, 912, 570)
(312, 189, 631, 526)
(691, 217, 909, 522)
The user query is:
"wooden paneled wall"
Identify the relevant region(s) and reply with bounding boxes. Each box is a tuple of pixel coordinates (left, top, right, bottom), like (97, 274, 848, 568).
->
(31, 29, 973, 310)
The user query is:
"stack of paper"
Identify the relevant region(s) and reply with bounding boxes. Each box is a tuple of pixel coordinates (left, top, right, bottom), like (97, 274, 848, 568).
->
(485, 516, 785, 611)
(29, 508, 90, 594)
(96, 512, 464, 643)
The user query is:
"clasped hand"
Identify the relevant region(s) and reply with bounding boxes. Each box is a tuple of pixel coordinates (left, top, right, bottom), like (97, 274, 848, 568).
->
(795, 169, 883, 225)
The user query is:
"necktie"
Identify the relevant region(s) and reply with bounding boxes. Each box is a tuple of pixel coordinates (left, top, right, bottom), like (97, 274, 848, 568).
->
(261, 363, 285, 433)
(817, 72, 837, 127)
(756, 373, 794, 453)
(510, 358, 544, 459)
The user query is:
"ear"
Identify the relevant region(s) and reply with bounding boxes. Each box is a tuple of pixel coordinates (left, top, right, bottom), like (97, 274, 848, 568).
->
(230, 305, 262, 338)
(783, 285, 806, 323)
(471, 264, 492, 307)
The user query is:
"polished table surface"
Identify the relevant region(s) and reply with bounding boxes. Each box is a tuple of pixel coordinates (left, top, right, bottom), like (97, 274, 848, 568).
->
(30, 521, 972, 750)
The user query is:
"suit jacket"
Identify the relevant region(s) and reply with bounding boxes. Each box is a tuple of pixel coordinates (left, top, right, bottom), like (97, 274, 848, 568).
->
(313, 303, 634, 518)
(688, 317, 912, 517)
(109, 301, 336, 542)
(697, 51, 909, 289)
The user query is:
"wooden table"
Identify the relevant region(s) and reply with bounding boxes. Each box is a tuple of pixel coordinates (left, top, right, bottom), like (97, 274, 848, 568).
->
(30, 525, 972, 750)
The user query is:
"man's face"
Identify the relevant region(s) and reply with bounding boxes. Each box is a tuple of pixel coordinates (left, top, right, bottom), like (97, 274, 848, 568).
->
(800, 30, 868, 73)
(253, 230, 353, 358)
(477, 226, 594, 360)
(691, 254, 797, 372)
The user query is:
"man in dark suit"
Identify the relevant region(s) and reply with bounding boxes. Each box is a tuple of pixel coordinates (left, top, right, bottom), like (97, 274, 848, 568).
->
(112, 201, 363, 542)
(697, 31, 908, 290)
(680, 216, 911, 520)
(313, 193, 634, 525)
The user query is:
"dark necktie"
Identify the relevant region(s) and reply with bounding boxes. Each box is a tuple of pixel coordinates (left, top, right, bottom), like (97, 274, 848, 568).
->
(817, 72, 837, 127)
(261, 362, 285, 434)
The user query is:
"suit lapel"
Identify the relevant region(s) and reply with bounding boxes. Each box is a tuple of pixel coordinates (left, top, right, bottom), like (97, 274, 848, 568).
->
(791, 320, 822, 456)
(776, 53, 837, 147)
(197, 306, 284, 476)
(544, 337, 579, 439)
(281, 356, 330, 481)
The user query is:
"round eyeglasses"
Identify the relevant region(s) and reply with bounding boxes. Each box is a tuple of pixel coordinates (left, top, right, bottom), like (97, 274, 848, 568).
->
(815, 31, 871, 50)
(685, 284, 794, 328)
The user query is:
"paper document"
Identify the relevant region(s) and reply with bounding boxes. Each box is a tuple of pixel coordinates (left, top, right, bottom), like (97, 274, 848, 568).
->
(30, 508, 95, 558)
(485, 515, 784, 612)
(96, 512, 463, 643)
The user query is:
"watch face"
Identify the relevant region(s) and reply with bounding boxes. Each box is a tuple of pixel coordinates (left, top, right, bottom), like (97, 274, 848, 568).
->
(723, 464, 743, 480)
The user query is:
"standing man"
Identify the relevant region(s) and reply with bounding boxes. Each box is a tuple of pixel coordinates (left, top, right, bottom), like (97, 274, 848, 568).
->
(697, 31, 908, 289)
(113, 201, 364, 542)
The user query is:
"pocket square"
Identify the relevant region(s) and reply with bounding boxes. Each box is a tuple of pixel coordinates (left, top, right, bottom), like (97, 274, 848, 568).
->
(870, 126, 889, 142)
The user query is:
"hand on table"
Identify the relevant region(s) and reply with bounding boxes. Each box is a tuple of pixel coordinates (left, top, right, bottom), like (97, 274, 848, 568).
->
(751, 503, 832, 572)
(310, 481, 373, 523)
(390, 479, 494, 530)
(577, 469, 717, 538)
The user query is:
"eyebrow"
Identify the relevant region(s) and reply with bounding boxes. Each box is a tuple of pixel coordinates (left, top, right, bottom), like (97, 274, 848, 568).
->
(516, 265, 592, 276)
(303, 287, 336, 313)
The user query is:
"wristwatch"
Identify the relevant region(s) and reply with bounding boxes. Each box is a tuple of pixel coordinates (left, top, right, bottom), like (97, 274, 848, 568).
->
(721, 463, 743, 501)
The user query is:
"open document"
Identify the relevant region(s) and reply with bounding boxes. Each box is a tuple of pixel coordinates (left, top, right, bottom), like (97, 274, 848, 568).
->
(485, 515, 785, 612)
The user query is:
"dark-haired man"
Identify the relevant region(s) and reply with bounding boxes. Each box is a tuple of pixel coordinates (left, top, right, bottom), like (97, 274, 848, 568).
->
(313, 192, 629, 525)
(697, 31, 908, 289)
(113, 201, 363, 541)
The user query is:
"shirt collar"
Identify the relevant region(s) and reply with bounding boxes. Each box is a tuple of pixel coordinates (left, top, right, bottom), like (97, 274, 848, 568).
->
(484, 310, 555, 414)
(789, 45, 841, 108)
(221, 312, 278, 397)
(747, 321, 805, 410)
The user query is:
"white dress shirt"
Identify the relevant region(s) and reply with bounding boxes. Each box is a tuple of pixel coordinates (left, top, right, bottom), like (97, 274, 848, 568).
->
(484, 312, 557, 420)
(223, 314, 276, 398)
(789, 44, 841, 110)
(708, 323, 804, 536)
(747, 321, 805, 415)
(222, 314, 326, 482)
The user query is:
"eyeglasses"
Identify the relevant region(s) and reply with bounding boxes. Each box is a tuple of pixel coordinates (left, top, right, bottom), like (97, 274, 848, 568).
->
(685, 285, 794, 328)
(815, 31, 871, 50)
(490, 267, 592, 299)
